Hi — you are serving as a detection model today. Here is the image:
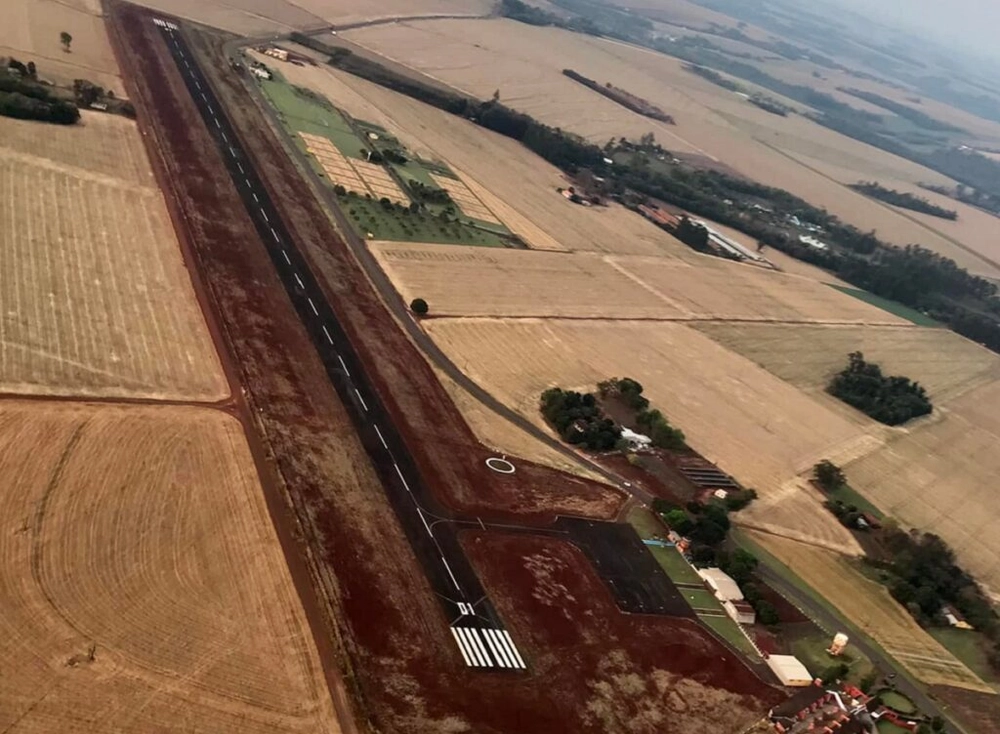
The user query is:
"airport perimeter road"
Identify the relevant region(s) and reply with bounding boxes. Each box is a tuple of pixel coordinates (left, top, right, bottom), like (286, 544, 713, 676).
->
(225, 41, 652, 507)
(156, 19, 529, 672)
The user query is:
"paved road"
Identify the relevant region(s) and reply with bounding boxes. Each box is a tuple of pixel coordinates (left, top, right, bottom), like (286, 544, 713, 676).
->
(227, 41, 654, 508)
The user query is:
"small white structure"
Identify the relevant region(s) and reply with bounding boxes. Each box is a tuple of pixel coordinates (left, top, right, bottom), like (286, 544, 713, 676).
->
(827, 632, 849, 656)
(799, 234, 829, 250)
(620, 427, 652, 450)
(263, 47, 289, 61)
(723, 599, 756, 624)
(698, 568, 743, 602)
(766, 654, 813, 687)
(713, 488, 728, 500)
(251, 66, 272, 80)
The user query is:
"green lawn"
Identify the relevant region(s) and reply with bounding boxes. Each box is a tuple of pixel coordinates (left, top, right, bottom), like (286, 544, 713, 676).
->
(826, 483, 886, 521)
(828, 285, 940, 327)
(684, 587, 723, 611)
(343, 195, 508, 246)
(785, 623, 874, 683)
(627, 506, 665, 540)
(258, 74, 368, 158)
(930, 628, 1000, 689)
(647, 545, 705, 586)
(699, 614, 759, 657)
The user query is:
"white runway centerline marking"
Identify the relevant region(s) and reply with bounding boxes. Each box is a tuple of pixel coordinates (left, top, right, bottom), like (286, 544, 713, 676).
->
(282, 250, 291, 265)
(322, 325, 333, 344)
(270, 227, 279, 242)
(392, 463, 411, 494)
(194, 80, 201, 90)
(294, 273, 304, 289)
(441, 556, 461, 591)
(373, 423, 388, 449)
(213, 117, 220, 129)
(252, 192, 259, 203)
(416, 506, 433, 536)
(221, 132, 228, 143)
(307, 297, 318, 315)
(354, 388, 368, 412)
(200, 92, 207, 102)
(261, 209, 268, 222)
(237, 162, 244, 174)
(245, 178, 252, 188)
(228, 146, 236, 157)
(337, 355, 350, 378)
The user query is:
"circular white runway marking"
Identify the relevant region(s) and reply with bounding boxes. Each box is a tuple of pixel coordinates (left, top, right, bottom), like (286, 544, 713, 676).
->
(485, 457, 516, 474)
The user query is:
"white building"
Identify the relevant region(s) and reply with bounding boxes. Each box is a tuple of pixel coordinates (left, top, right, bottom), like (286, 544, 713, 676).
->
(620, 427, 652, 450)
(799, 234, 829, 250)
(697, 568, 743, 602)
(251, 66, 272, 80)
(766, 654, 813, 687)
(723, 599, 756, 624)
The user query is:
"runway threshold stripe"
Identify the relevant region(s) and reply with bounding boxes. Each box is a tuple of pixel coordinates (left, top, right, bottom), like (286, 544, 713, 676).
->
(354, 388, 368, 412)
(322, 325, 333, 344)
(484, 629, 513, 668)
(499, 631, 526, 669)
(307, 297, 318, 315)
(456, 628, 486, 667)
(482, 629, 511, 668)
(467, 628, 493, 667)
(450, 628, 475, 667)
(373, 423, 388, 448)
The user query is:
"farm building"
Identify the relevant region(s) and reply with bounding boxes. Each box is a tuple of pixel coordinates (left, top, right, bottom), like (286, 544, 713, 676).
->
(698, 568, 743, 602)
(766, 655, 814, 687)
(263, 47, 289, 61)
(769, 683, 877, 732)
(942, 605, 973, 630)
(723, 599, 756, 624)
(251, 66, 272, 80)
(620, 427, 652, 449)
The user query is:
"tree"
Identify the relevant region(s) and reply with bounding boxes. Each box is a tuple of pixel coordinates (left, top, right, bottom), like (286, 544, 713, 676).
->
(820, 662, 849, 685)
(409, 298, 429, 316)
(26, 61, 36, 79)
(663, 509, 693, 535)
(756, 600, 780, 625)
(60, 32, 73, 52)
(813, 460, 846, 492)
(333, 184, 346, 196)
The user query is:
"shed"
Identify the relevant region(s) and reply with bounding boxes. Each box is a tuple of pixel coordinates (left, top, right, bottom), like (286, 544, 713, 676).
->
(766, 654, 813, 687)
(697, 568, 743, 601)
(723, 599, 756, 624)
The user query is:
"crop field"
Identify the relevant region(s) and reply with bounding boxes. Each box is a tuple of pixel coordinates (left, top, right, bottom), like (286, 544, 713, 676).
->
(0, 401, 338, 732)
(0, 114, 226, 401)
(429, 172, 502, 224)
(748, 532, 993, 693)
(300, 132, 367, 192)
(267, 59, 685, 256)
(694, 322, 1000, 404)
(2, 0, 122, 93)
(844, 379, 1000, 595)
(463, 532, 782, 733)
(340, 17, 1000, 280)
(260, 74, 368, 158)
(423, 317, 866, 497)
(128, 0, 324, 35)
(370, 242, 912, 324)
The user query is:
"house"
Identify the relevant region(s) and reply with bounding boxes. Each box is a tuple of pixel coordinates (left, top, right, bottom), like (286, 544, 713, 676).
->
(942, 605, 974, 630)
(620, 427, 652, 450)
(723, 599, 756, 624)
(697, 568, 743, 602)
(766, 655, 814, 687)
(250, 66, 272, 80)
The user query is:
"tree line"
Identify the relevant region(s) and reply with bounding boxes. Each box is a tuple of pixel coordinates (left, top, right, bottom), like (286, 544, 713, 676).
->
(0, 71, 79, 125)
(562, 69, 675, 124)
(313, 41, 1000, 355)
(848, 182, 957, 220)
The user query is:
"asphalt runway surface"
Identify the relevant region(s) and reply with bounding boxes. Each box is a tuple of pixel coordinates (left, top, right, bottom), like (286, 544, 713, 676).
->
(156, 17, 691, 672)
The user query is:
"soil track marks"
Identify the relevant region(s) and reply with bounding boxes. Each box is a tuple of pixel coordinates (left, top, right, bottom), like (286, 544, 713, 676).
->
(0, 401, 337, 733)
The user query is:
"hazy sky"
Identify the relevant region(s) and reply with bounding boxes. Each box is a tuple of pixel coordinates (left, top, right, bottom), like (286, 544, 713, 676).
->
(830, 0, 1000, 55)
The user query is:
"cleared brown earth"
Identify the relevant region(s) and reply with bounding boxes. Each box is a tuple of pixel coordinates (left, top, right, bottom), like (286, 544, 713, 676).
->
(463, 532, 783, 732)
(694, 322, 1000, 403)
(371, 242, 909, 324)
(0, 401, 338, 733)
(0, 113, 227, 401)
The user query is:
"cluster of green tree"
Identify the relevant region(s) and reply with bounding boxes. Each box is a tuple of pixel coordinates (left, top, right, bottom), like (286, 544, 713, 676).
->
(837, 88, 963, 133)
(407, 179, 451, 205)
(870, 529, 1000, 672)
(813, 460, 846, 492)
(681, 63, 743, 93)
(921, 182, 1000, 218)
(747, 94, 791, 117)
(827, 352, 932, 426)
(497, 0, 601, 35)
(848, 182, 957, 219)
(379, 147, 407, 165)
(562, 69, 674, 123)
(7, 58, 37, 79)
(813, 461, 874, 530)
(671, 216, 711, 253)
(540, 387, 620, 450)
(657, 501, 732, 548)
(921, 148, 1000, 202)
(0, 74, 79, 125)
(318, 45, 1000, 355)
(596, 377, 687, 450)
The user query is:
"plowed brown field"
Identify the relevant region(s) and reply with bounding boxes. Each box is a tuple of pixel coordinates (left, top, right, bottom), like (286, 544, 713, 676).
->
(0, 113, 226, 401)
(0, 401, 338, 733)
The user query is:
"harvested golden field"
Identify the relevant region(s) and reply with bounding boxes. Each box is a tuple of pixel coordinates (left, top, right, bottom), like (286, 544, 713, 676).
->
(128, 0, 325, 35)
(267, 58, 685, 256)
(0, 113, 226, 401)
(341, 18, 1000, 279)
(371, 241, 911, 324)
(748, 531, 993, 693)
(845, 379, 1000, 597)
(2, 0, 122, 93)
(0, 401, 339, 732)
(423, 317, 867, 497)
(695, 322, 1000, 404)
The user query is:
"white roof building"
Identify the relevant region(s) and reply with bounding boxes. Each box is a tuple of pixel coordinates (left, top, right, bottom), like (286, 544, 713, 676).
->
(766, 655, 813, 687)
(698, 568, 743, 601)
(620, 427, 652, 449)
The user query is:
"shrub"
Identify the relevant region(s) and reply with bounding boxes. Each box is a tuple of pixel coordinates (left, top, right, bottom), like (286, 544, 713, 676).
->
(827, 352, 932, 425)
(813, 460, 846, 491)
(410, 297, 429, 316)
(333, 184, 346, 196)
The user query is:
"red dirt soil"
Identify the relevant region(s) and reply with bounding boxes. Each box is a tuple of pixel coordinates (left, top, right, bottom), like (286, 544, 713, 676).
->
(463, 532, 784, 732)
